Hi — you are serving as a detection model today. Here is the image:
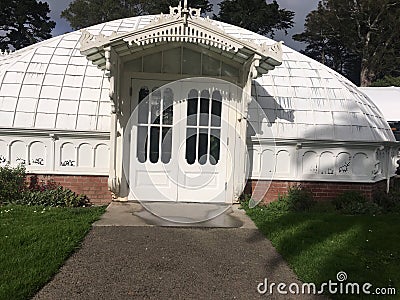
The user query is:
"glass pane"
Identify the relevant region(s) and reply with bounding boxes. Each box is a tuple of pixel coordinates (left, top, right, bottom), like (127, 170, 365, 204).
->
(198, 129, 208, 165)
(221, 62, 239, 77)
(126, 58, 142, 72)
(210, 129, 220, 165)
(182, 48, 201, 75)
(163, 88, 173, 125)
(202, 55, 221, 76)
(163, 47, 181, 74)
(143, 52, 162, 73)
(185, 128, 197, 165)
(187, 89, 198, 126)
(161, 127, 172, 163)
(149, 126, 160, 163)
(200, 90, 210, 126)
(211, 90, 222, 127)
(137, 126, 147, 163)
(138, 87, 149, 124)
(150, 88, 161, 124)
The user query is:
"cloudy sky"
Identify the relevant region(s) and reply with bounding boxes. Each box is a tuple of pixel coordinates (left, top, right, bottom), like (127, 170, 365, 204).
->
(44, 0, 319, 51)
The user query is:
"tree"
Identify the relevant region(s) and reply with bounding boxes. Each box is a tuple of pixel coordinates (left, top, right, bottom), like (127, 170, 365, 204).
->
(214, 0, 294, 38)
(294, 0, 400, 87)
(0, 0, 55, 51)
(371, 76, 400, 87)
(61, 0, 213, 30)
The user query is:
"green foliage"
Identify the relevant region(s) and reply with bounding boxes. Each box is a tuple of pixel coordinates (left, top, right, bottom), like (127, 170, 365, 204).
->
(0, 165, 90, 208)
(0, 0, 55, 50)
(333, 191, 381, 215)
(214, 0, 294, 38)
(242, 185, 315, 213)
(293, 0, 400, 86)
(371, 75, 400, 87)
(18, 187, 90, 208)
(0, 165, 26, 205)
(61, 0, 212, 30)
(269, 186, 315, 212)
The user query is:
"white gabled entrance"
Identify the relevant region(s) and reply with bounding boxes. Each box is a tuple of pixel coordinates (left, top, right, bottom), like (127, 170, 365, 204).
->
(128, 78, 237, 203)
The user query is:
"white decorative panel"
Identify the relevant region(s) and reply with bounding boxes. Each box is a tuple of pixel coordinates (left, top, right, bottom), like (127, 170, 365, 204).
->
(78, 143, 93, 167)
(60, 142, 76, 167)
(353, 153, 369, 176)
(276, 150, 290, 174)
(302, 151, 318, 175)
(319, 151, 335, 175)
(10, 141, 26, 166)
(247, 149, 258, 174)
(259, 149, 274, 177)
(29, 142, 46, 167)
(337, 152, 351, 175)
(94, 144, 109, 169)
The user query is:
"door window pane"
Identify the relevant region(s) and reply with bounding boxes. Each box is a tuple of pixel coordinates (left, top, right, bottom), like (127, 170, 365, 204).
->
(137, 126, 147, 163)
(211, 90, 222, 127)
(138, 87, 149, 124)
(161, 127, 172, 163)
(149, 126, 160, 163)
(210, 129, 220, 165)
(200, 90, 210, 126)
(150, 88, 161, 124)
(163, 88, 173, 125)
(198, 129, 208, 165)
(186, 128, 197, 165)
(187, 89, 198, 126)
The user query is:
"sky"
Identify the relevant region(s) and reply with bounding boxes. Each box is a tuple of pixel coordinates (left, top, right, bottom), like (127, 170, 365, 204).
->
(44, 0, 319, 51)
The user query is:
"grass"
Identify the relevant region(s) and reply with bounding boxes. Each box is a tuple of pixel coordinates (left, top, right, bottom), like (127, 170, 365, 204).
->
(241, 201, 399, 299)
(0, 205, 105, 300)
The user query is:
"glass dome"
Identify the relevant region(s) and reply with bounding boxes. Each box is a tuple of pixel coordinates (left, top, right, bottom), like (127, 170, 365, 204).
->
(0, 15, 394, 142)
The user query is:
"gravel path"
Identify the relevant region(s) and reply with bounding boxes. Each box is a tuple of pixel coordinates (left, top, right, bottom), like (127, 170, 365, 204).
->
(34, 226, 323, 299)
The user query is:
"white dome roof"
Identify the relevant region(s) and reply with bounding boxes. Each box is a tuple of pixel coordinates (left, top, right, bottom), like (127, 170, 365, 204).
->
(0, 15, 394, 142)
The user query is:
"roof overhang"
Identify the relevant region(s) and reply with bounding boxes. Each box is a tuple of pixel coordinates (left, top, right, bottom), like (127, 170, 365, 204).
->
(79, 4, 283, 77)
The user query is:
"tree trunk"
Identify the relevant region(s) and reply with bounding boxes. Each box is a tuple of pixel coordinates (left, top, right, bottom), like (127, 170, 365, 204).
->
(360, 59, 375, 86)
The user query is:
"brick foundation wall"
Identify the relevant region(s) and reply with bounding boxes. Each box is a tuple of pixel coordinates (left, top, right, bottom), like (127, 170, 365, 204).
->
(244, 179, 390, 204)
(27, 174, 112, 205)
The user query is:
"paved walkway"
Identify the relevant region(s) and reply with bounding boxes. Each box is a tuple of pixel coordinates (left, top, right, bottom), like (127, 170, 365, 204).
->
(34, 202, 323, 299)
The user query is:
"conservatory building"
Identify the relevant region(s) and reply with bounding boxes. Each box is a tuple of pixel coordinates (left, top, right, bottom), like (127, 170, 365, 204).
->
(0, 5, 397, 204)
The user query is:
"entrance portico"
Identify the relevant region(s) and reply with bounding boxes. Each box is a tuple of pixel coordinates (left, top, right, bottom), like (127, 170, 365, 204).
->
(79, 3, 283, 202)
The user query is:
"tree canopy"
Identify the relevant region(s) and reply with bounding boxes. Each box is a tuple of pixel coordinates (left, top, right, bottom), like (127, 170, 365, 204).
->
(214, 0, 294, 38)
(0, 0, 55, 51)
(293, 0, 400, 86)
(61, 0, 213, 30)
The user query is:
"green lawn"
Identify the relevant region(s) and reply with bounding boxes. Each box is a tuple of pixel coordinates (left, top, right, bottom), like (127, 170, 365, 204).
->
(0, 205, 105, 300)
(242, 202, 399, 299)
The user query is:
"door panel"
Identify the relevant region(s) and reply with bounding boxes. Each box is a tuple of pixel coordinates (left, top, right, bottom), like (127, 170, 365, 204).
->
(128, 78, 235, 203)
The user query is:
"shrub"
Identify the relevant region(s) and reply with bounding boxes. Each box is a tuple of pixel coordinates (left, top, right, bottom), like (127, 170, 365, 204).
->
(18, 186, 90, 208)
(0, 165, 90, 207)
(333, 191, 381, 215)
(267, 186, 315, 212)
(373, 190, 400, 213)
(0, 165, 27, 205)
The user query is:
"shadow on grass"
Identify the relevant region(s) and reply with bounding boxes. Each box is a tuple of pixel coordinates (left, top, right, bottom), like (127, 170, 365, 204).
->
(242, 204, 399, 299)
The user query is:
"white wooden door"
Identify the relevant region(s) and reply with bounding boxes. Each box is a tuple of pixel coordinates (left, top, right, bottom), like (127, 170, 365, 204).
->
(129, 78, 235, 203)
